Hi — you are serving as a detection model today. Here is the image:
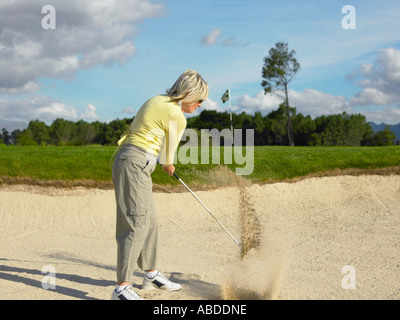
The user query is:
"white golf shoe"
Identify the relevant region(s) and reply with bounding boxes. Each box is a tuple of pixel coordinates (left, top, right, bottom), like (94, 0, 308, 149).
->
(142, 271, 181, 291)
(111, 285, 144, 300)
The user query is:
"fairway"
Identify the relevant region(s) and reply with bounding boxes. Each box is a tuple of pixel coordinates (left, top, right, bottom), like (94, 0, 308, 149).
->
(0, 145, 399, 188)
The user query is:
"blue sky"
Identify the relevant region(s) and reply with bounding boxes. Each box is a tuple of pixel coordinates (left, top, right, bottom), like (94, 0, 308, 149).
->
(1, 0, 400, 131)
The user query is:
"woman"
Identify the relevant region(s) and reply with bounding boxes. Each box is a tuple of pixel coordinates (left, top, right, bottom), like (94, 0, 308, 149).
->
(111, 70, 209, 300)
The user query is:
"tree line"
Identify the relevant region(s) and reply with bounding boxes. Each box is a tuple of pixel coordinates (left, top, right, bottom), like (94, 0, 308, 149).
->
(0, 118, 131, 146)
(0, 104, 397, 147)
(187, 105, 397, 146)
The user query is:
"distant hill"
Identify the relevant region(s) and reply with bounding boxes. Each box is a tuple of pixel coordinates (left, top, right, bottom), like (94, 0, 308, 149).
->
(370, 122, 400, 142)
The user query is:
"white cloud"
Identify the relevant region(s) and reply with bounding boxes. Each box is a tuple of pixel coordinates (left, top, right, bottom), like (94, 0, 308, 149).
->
(202, 98, 224, 112)
(201, 29, 222, 46)
(0, 0, 166, 94)
(360, 106, 400, 125)
(0, 81, 40, 95)
(187, 98, 226, 117)
(34, 102, 79, 121)
(0, 95, 79, 123)
(81, 104, 100, 121)
(237, 91, 283, 114)
(288, 89, 352, 117)
(235, 88, 399, 124)
(0, 95, 103, 124)
(235, 89, 352, 118)
(350, 88, 393, 106)
(350, 47, 400, 107)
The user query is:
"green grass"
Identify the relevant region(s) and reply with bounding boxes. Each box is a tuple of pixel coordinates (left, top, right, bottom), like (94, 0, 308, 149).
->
(0, 145, 399, 188)
(0, 145, 112, 181)
(248, 146, 400, 182)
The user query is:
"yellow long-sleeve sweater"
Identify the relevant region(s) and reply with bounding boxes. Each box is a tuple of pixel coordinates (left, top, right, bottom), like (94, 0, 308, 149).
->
(118, 95, 187, 166)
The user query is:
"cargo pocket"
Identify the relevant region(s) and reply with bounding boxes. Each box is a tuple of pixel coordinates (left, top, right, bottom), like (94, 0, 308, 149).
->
(128, 208, 149, 228)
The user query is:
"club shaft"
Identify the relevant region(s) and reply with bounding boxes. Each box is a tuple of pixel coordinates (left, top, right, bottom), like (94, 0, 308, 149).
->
(176, 176, 240, 246)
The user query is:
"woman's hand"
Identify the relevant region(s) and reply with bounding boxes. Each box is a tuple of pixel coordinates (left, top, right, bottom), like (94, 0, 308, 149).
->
(162, 164, 175, 176)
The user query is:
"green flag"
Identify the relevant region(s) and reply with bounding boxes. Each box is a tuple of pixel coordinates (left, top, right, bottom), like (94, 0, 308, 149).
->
(221, 89, 229, 104)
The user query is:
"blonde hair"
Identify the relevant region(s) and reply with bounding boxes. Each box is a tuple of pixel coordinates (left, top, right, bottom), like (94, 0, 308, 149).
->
(166, 70, 209, 104)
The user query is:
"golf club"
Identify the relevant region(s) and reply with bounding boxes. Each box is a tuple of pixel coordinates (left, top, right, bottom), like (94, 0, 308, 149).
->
(158, 162, 241, 246)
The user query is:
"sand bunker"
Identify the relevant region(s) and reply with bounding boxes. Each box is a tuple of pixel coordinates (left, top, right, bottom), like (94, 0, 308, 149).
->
(0, 174, 399, 300)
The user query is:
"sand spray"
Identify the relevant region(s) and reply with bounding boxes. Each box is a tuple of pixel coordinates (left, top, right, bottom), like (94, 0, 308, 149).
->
(210, 167, 287, 300)
(237, 177, 262, 260)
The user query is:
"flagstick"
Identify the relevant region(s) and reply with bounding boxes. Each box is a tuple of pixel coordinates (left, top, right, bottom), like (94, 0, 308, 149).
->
(228, 88, 233, 144)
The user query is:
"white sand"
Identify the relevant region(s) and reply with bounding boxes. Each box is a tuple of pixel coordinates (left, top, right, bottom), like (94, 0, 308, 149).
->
(0, 175, 399, 300)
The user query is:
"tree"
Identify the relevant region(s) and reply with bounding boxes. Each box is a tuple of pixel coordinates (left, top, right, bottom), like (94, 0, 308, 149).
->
(371, 126, 396, 146)
(27, 120, 50, 145)
(265, 103, 290, 145)
(251, 111, 266, 145)
(15, 129, 37, 146)
(262, 42, 300, 146)
(1, 128, 11, 145)
(71, 120, 97, 146)
(312, 112, 373, 146)
(49, 118, 74, 145)
(292, 113, 316, 146)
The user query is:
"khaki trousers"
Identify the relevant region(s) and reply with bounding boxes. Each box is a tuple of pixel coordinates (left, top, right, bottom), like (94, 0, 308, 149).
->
(112, 145, 158, 283)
